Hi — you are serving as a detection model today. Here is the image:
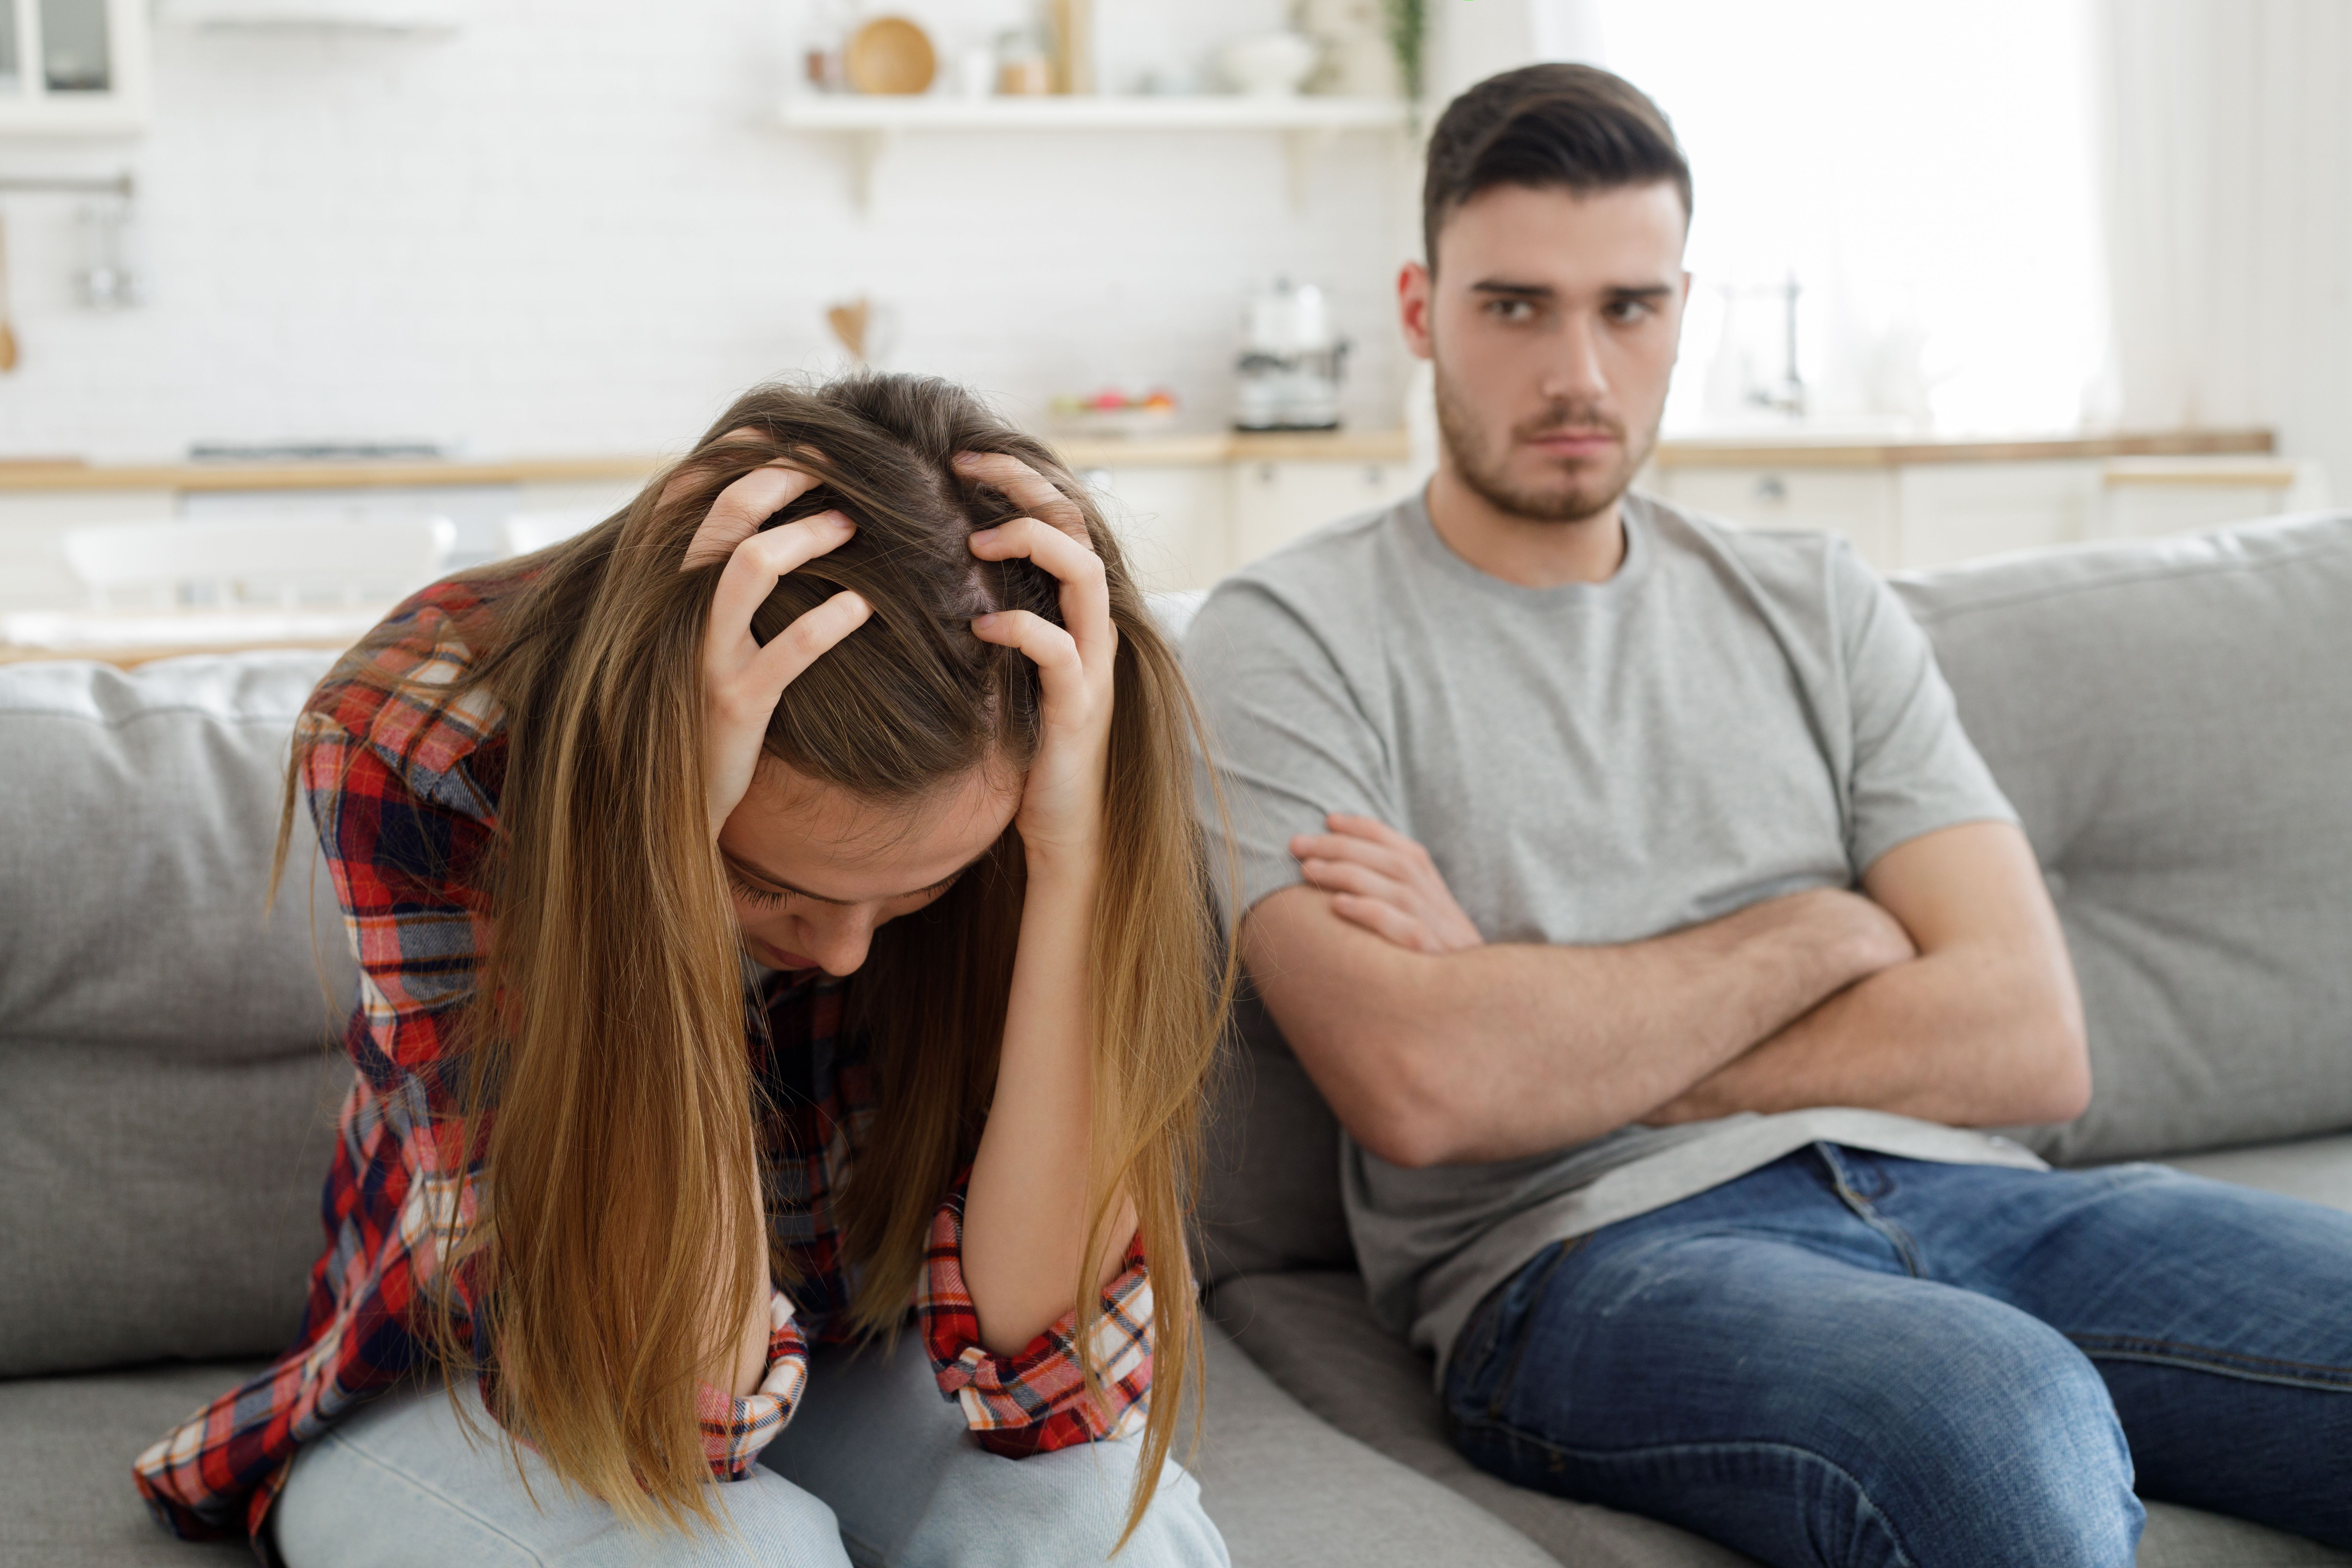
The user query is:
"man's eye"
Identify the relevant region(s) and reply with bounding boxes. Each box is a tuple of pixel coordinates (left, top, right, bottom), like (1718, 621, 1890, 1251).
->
(1485, 298, 1536, 323)
(1605, 299, 1654, 324)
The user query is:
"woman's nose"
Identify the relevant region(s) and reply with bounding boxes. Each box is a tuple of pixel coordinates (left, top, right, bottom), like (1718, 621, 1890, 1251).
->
(796, 910, 876, 976)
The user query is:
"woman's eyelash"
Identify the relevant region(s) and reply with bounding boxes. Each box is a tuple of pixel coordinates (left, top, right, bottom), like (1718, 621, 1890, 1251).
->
(728, 873, 790, 909)
(726, 871, 961, 909)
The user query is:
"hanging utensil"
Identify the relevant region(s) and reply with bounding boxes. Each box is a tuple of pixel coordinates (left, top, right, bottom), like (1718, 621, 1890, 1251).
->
(0, 215, 19, 373)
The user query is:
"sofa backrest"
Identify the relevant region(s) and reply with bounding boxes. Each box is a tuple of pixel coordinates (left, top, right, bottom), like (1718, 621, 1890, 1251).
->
(0, 650, 353, 1377)
(1190, 511, 2352, 1282)
(0, 596, 1226, 1376)
(1897, 511, 2352, 1164)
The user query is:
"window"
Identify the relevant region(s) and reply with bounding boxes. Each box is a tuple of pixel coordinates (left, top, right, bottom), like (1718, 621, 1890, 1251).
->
(1593, 0, 2108, 435)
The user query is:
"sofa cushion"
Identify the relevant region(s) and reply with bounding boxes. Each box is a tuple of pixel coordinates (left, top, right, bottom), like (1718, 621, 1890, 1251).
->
(1214, 1264, 2352, 1568)
(1195, 982, 1354, 1285)
(1213, 1269, 1757, 1568)
(0, 1360, 264, 1567)
(0, 651, 355, 1376)
(2156, 1130, 2352, 1211)
(1896, 512, 2352, 1164)
(1189, 1322, 1559, 1567)
(0, 651, 354, 1052)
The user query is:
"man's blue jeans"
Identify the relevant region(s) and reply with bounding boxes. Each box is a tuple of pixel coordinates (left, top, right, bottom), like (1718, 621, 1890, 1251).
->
(1443, 1143, 2352, 1568)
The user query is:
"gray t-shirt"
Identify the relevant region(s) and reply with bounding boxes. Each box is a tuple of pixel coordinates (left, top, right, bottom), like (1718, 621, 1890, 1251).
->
(1184, 489, 2046, 1377)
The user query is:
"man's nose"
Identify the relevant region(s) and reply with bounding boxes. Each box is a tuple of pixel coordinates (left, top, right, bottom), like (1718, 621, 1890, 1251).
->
(1539, 311, 1610, 404)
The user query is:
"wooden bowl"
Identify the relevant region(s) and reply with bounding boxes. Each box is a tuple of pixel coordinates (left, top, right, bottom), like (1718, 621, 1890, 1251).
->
(845, 16, 936, 96)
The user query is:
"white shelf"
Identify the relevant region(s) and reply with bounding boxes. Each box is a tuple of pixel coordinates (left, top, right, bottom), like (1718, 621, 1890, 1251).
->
(776, 94, 1410, 133)
(778, 94, 1411, 213)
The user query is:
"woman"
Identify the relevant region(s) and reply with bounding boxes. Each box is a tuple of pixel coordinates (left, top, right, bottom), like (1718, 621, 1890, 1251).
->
(134, 375, 1232, 1566)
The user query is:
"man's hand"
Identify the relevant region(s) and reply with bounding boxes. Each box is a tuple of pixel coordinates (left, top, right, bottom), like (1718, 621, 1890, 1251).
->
(1291, 813, 1485, 954)
(1643, 822, 2090, 1130)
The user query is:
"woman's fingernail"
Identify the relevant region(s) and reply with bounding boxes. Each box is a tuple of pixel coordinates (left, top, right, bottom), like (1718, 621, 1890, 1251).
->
(971, 613, 997, 630)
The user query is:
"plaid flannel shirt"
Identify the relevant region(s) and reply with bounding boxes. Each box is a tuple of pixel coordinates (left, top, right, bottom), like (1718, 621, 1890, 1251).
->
(133, 573, 1154, 1548)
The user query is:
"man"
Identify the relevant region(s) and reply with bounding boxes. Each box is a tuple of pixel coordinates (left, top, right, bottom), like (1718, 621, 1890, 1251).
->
(1184, 63, 2352, 1567)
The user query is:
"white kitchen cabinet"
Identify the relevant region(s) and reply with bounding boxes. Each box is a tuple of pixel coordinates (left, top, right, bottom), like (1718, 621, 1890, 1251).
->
(1894, 461, 2101, 569)
(1080, 457, 1423, 592)
(0, 0, 150, 134)
(1229, 459, 1421, 572)
(2094, 458, 2323, 541)
(1076, 464, 1232, 596)
(0, 486, 175, 610)
(1650, 466, 1900, 569)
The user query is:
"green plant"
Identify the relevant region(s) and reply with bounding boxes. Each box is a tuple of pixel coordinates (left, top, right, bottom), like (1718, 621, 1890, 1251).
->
(1385, 0, 1426, 100)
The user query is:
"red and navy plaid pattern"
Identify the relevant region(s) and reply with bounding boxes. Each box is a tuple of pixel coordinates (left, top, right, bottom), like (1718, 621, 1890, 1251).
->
(132, 572, 1153, 1547)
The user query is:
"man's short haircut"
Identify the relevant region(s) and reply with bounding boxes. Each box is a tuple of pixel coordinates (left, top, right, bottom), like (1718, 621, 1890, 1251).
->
(1422, 63, 1692, 268)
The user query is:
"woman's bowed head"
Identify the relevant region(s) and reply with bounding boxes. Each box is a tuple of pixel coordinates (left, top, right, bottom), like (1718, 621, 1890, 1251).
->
(350, 376, 1228, 1545)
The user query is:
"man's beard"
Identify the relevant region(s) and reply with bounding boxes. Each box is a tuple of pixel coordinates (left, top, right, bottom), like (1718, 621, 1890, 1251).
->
(1433, 363, 1655, 524)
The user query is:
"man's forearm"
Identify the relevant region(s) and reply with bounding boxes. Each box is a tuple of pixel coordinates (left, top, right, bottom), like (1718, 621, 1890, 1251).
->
(1646, 938, 2090, 1129)
(1246, 883, 1913, 1166)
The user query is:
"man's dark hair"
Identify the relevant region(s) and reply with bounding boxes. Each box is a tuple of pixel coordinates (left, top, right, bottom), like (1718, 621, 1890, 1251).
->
(1422, 63, 1691, 268)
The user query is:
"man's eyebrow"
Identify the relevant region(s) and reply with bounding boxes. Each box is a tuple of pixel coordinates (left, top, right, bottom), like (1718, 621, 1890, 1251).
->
(720, 846, 980, 906)
(1468, 281, 1675, 302)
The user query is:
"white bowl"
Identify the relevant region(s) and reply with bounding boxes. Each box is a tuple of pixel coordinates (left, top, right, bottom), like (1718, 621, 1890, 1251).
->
(1219, 31, 1318, 97)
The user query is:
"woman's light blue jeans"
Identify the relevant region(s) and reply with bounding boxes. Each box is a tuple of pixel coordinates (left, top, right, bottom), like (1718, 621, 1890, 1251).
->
(1444, 1143, 2352, 1568)
(273, 1326, 1227, 1568)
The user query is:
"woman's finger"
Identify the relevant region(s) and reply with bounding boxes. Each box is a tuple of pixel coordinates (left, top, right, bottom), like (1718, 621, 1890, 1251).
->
(968, 515, 1114, 671)
(971, 609, 1087, 716)
(952, 451, 1089, 541)
(683, 464, 828, 570)
(741, 590, 872, 695)
(659, 425, 767, 509)
(708, 512, 856, 650)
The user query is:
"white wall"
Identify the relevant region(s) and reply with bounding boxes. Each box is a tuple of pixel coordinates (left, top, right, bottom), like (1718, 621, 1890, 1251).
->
(0, 0, 1413, 462)
(2097, 0, 2352, 500)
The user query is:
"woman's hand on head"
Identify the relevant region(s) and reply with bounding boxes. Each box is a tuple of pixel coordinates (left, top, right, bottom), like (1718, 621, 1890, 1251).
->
(957, 451, 1115, 873)
(689, 460, 870, 841)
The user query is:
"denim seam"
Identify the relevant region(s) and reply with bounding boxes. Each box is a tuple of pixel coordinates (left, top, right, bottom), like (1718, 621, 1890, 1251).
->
(1817, 1146, 1924, 1278)
(1485, 1239, 1581, 1424)
(2068, 1334, 2352, 1392)
(309, 1427, 550, 1567)
(1454, 1413, 1919, 1568)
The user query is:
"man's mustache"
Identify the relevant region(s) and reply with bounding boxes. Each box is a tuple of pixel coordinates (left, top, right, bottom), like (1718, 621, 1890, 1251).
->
(1513, 406, 1625, 443)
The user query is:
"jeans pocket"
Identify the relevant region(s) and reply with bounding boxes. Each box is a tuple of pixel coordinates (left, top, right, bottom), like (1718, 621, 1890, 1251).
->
(1449, 1239, 1581, 1428)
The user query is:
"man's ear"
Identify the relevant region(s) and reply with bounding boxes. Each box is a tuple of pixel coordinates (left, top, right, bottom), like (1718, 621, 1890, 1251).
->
(1398, 260, 1435, 361)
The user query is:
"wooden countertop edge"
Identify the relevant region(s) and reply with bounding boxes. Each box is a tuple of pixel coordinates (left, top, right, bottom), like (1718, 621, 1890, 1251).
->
(0, 636, 361, 667)
(0, 428, 2277, 492)
(1652, 429, 2275, 469)
(0, 454, 671, 493)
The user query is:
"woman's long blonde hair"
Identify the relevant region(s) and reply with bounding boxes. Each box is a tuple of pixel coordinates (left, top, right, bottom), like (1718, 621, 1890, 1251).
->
(293, 375, 1231, 1545)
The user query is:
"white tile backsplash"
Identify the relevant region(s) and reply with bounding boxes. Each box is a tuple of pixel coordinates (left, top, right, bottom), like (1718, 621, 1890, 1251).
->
(0, 0, 1414, 462)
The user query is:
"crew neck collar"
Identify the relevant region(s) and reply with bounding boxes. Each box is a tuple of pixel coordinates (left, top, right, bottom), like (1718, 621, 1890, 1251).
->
(1400, 487, 1655, 607)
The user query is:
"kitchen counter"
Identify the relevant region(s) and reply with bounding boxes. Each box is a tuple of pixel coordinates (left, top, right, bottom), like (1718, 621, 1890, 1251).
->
(1652, 428, 2274, 469)
(0, 428, 2275, 492)
(0, 454, 664, 494)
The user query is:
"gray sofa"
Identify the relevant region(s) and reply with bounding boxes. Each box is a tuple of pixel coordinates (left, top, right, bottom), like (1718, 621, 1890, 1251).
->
(5, 511, 2351, 1568)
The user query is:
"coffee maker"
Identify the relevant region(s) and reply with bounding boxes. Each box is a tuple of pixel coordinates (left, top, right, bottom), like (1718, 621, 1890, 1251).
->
(1234, 277, 1349, 432)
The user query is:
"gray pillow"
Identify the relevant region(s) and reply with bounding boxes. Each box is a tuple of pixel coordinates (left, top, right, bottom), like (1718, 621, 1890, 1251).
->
(1898, 512, 2352, 1165)
(1195, 982, 1352, 1287)
(0, 650, 356, 1376)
